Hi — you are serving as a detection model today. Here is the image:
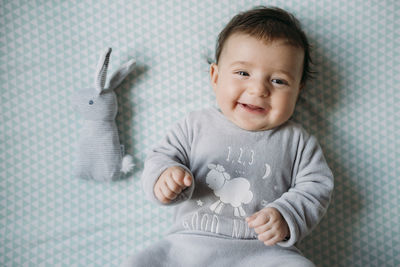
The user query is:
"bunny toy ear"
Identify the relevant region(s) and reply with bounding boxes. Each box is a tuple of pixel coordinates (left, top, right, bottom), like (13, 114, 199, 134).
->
(108, 58, 136, 91)
(94, 47, 112, 95)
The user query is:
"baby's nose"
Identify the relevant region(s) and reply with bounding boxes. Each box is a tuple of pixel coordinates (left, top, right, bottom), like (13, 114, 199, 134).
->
(248, 81, 270, 97)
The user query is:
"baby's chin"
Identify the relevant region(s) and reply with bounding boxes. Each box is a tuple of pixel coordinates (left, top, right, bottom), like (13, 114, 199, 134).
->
(231, 117, 277, 132)
(220, 106, 286, 131)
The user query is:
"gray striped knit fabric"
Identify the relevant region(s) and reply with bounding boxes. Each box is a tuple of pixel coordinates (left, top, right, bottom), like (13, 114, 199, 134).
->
(71, 48, 135, 181)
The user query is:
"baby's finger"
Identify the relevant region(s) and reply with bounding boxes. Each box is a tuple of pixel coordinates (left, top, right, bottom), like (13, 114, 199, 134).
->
(183, 173, 192, 187)
(247, 212, 269, 228)
(257, 229, 272, 242)
(245, 212, 258, 224)
(166, 176, 183, 194)
(254, 223, 271, 235)
(155, 186, 170, 204)
(263, 234, 282, 246)
(171, 168, 188, 187)
(160, 183, 177, 200)
(257, 230, 280, 246)
(259, 227, 287, 246)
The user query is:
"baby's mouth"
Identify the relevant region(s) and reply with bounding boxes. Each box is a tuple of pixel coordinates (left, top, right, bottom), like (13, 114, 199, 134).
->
(238, 102, 266, 113)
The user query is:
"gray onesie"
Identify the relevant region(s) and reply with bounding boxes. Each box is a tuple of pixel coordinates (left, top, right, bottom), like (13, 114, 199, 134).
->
(126, 108, 333, 267)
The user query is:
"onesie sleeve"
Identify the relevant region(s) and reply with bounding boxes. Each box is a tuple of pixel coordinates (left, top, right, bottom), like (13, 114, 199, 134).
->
(141, 116, 195, 206)
(266, 133, 334, 247)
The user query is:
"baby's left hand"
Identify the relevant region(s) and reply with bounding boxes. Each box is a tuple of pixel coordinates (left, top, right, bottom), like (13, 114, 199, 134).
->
(246, 207, 289, 246)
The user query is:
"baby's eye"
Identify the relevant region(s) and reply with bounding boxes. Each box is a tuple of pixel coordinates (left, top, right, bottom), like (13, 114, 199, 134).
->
(237, 71, 249, 77)
(271, 79, 288, 85)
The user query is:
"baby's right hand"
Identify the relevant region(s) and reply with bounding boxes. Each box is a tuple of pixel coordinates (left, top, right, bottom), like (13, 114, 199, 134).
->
(154, 166, 192, 204)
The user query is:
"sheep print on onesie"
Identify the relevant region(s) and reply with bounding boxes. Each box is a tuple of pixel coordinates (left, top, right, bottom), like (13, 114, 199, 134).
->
(135, 107, 333, 266)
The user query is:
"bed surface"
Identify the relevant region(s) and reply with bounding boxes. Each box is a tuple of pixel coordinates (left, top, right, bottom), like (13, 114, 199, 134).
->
(1, 0, 399, 266)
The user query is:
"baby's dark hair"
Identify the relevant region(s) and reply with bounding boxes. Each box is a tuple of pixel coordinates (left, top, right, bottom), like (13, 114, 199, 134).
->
(215, 6, 313, 84)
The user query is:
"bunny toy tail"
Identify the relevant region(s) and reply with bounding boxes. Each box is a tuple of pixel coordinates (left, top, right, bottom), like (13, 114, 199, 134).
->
(121, 154, 134, 174)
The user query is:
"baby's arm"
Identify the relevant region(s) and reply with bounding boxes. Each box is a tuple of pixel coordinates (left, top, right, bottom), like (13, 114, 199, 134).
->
(142, 116, 195, 205)
(250, 133, 334, 247)
(154, 166, 192, 204)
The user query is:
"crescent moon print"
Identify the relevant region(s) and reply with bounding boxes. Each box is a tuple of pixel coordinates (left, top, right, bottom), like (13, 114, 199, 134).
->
(262, 163, 271, 179)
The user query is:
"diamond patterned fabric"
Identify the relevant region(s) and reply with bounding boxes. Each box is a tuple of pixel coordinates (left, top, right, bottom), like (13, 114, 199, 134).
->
(0, 0, 399, 266)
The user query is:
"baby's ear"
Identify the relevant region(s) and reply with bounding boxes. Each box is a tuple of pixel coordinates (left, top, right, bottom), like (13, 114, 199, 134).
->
(210, 63, 219, 90)
(299, 81, 305, 91)
(297, 82, 306, 95)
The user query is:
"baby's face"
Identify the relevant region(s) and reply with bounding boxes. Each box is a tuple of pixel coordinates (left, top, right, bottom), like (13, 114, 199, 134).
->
(210, 33, 304, 131)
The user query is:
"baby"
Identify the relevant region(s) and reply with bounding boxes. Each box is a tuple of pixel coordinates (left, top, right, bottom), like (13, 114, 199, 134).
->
(126, 6, 333, 267)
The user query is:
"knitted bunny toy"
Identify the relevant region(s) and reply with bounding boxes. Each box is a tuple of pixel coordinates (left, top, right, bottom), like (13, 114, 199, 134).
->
(72, 48, 135, 181)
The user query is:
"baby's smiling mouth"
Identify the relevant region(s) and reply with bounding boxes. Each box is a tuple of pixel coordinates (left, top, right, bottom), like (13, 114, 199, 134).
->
(238, 102, 266, 113)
